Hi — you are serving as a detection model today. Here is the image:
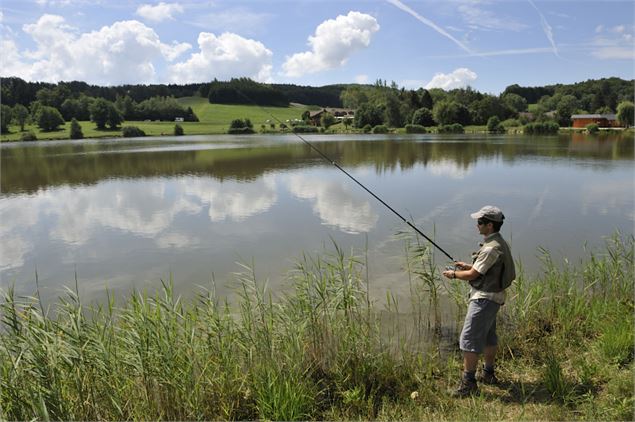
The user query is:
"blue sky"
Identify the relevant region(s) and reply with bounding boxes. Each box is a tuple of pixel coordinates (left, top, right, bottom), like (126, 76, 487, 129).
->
(1, 0, 633, 93)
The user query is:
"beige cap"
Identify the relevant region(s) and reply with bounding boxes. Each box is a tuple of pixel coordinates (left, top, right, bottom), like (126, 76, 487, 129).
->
(470, 205, 505, 222)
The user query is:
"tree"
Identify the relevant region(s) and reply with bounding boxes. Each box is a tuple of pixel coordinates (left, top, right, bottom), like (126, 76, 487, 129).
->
(411, 107, 435, 126)
(69, 118, 83, 139)
(555, 94, 579, 126)
(433, 100, 470, 125)
(90, 98, 122, 129)
(37, 106, 65, 131)
(342, 117, 352, 130)
(354, 103, 384, 128)
(12, 104, 29, 131)
(616, 101, 634, 127)
(469, 95, 515, 125)
(501, 93, 527, 112)
(1, 104, 13, 133)
(384, 93, 404, 127)
(419, 89, 434, 109)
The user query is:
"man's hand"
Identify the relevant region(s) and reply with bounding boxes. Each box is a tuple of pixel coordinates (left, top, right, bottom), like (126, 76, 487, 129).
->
(455, 261, 471, 270)
(442, 269, 456, 279)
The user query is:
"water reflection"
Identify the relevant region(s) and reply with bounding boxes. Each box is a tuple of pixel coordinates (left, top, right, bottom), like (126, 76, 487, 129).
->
(286, 172, 378, 234)
(1, 133, 633, 303)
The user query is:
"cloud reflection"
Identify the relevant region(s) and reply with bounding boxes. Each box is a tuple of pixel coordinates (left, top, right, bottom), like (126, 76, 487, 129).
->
(427, 159, 472, 179)
(286, 174, 378, 234)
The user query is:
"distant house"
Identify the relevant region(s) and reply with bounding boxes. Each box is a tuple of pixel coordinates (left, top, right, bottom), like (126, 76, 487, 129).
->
(174, 117, 184, 122)
(571, 114, 620, 128)
(308, 108, 355, 126)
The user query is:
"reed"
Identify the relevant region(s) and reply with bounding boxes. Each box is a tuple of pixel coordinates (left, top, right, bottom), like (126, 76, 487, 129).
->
(0, 233, 632, 420)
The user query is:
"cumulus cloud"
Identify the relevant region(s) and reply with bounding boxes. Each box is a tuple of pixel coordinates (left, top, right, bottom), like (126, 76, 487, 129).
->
(136, 2, 184, 23)
(354, 74, 369, 84)
(6, 14, 191, 84)
(424, 68, 477, 90)
(168, 32, 273, 83)
(282, 11, 379, 77)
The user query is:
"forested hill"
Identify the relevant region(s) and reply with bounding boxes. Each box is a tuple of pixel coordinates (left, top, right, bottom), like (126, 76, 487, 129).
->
(1, 76, 632, 110)
(0, 77, 351, 108)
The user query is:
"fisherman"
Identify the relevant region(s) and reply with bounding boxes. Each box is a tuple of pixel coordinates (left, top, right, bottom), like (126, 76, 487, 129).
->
(442, 205, 516, 397)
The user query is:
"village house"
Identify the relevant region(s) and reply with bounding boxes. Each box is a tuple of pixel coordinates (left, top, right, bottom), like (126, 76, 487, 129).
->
(308, 108, 355, 126)
(571, 114, 621, 128)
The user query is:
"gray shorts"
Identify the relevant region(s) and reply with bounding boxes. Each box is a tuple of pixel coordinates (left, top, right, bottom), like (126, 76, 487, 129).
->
(459, 298, 500, 354)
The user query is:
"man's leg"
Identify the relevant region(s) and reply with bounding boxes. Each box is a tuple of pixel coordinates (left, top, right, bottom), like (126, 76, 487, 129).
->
(483, 345, 497, 368)
(464, 350, 479, 373)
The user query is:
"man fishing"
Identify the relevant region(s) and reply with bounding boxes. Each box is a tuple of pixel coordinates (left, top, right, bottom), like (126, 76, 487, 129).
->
(442, 205, 516, 397)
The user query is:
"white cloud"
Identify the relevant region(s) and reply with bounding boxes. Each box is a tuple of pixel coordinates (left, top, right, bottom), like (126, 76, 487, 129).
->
(354, 74, 369, 84)
(0, 38, 31, 78)
(5, 15, 191, 84)
(595, 25, 604, 33)
(136, 2, 184, 23)
(282, 11, 379, 77)
(36, 0, 73, 5)
(425, 68, 477, 90)
(168, 32, 273, 83)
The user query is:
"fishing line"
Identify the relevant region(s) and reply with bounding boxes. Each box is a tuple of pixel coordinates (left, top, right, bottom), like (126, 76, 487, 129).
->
(230, 89, 455, 262)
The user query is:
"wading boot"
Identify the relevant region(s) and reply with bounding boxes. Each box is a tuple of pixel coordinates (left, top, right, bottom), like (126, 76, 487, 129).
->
(451, 377, 478, 398)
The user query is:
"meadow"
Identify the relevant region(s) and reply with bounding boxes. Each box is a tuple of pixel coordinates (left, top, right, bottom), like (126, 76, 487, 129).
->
(0, 97, 306, 141)
(1, 233, 632, 421)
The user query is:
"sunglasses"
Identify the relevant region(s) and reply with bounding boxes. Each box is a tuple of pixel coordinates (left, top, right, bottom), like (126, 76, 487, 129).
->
(477, 218, 491, 226)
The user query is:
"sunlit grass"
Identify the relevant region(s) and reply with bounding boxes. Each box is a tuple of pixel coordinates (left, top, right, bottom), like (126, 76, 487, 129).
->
(1, 233, 632, 420)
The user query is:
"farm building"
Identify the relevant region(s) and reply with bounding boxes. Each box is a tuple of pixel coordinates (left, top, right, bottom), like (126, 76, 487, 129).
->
(571, 114, 621, 128)
(309, 108, 355, 125)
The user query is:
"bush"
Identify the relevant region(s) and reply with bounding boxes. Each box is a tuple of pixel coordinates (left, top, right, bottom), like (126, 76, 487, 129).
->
(121, 126, 146, 137)
(174, 124, 184, 136)
(501, 118, 521, 128)
(20, 130, 37, 141)
(487, 116, 505, 133)
(292, 125, 319, 133)
(371, 124, 389, 134)
(69, 118, 83, 139)
(438, 123, 464, 134)
(362, 124, 372, 133)
(586, 123, 599, 134)
(405, 124, 427, 134)
(524, 121, 559, 135)
(228, 127, 255, 134)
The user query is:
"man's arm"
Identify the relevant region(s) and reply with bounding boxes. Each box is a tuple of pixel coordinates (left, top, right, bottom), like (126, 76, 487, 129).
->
(443, 267, 481, 281)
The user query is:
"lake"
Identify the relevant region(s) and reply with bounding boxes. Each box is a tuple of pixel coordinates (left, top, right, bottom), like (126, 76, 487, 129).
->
(1, 133, 633, 305)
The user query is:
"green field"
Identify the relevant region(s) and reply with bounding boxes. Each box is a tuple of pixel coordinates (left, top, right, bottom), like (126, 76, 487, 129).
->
(0, 97, 308, 141)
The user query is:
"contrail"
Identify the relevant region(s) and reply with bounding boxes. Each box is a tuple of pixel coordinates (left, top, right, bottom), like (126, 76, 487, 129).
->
(386, 0, 474, 54)
(527, 0, 560, 57)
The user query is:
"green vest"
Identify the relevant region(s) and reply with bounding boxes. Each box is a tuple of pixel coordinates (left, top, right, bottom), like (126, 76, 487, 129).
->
(469, 232, 516, 293)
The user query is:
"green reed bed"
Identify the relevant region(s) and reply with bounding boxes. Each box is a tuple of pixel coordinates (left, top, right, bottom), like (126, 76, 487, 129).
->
(1, 234, 633, 421)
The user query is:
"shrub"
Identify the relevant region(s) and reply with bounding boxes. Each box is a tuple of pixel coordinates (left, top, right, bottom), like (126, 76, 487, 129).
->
(405, 124, 427, 134)
(438, 123, 464, 134)
(501, 118, 521, 128)
(372, 124, 389, 134)
(174, 124, 184, 136)
(362, 124, 372, 133)
(292, 125, 319, 133)
(20, 130, 37, 141)
(122, 126, 146, 137)
(487, 116, 505, 133)
(585, 123, 599, 134)
(524, 121, 559, 135)
(69, 118, 83, 139)
(228, 127, 255, 134)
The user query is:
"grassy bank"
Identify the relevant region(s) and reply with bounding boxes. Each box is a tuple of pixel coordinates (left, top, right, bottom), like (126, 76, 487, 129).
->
(1, 233, 632, 421)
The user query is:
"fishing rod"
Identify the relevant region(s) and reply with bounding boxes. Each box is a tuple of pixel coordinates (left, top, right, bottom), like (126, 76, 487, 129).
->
(232, 88, 455, 262)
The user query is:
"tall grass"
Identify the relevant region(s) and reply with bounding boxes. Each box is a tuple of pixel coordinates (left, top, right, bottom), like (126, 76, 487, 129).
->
(1, 233, 633, 420)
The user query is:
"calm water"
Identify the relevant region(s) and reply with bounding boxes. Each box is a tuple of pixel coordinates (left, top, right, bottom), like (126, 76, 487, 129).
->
(1, 133, 633, 304)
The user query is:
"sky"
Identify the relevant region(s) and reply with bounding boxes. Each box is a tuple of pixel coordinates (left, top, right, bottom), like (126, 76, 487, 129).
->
(1, 0, 633, 93)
